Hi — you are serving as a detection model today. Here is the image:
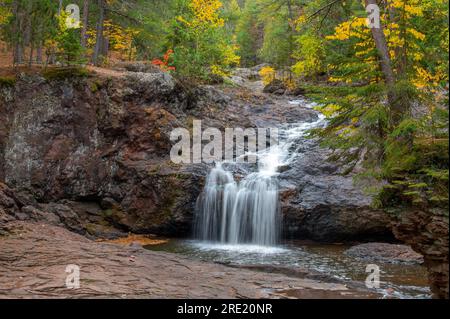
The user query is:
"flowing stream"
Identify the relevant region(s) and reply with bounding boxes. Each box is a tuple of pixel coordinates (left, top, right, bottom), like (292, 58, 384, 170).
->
(147, 98, 430, 299)
(194, 99, 325, 246)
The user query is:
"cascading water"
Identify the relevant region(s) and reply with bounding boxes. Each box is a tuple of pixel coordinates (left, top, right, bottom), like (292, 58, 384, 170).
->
(194, 164, 280, 246)
(194, 99, 326, 247)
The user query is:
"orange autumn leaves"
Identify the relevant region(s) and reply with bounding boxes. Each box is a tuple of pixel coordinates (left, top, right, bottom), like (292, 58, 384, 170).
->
(152, 49, 176, 72)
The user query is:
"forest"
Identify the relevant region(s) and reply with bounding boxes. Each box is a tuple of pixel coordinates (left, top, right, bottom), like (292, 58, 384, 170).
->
(0, 0, 448, 300)
(1, 0, 448, 209)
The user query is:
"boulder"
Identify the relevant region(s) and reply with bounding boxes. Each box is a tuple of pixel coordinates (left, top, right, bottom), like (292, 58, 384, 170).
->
(263, 79, 286, 94)
(115, 61, 162, 74)
(125, 72, 176, 100)
(0, 183, 19, 228)
(286, 87, 307, 96)
(279, 135, 393, 242)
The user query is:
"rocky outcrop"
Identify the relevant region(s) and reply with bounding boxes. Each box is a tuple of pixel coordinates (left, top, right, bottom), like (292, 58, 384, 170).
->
(0, 69, 395, 242)
(263, 79, 286, 95)
(279, 132, 393, 242)
(113, 61, 161, 74)
(0, 67, 444, 299)
(0, 220, 380, 299)
(0, 183, 19, 230)
(0, 70, 203, 238)
(391, 209, 449, 299)
(345, 243, 424, 265)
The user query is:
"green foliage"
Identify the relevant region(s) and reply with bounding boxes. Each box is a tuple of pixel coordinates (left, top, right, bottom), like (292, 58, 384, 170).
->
(1, 0, 59, 61)
(55, 12, 86, 65)
(167, 0, 239, 80)
(42, 67, 90, 81)
(235, 0, 261, 66)
(292, 32, 325, 79)
(259, 16, 291, 67)
(298, 0, 450, 213)
(0, 76, 16, 87)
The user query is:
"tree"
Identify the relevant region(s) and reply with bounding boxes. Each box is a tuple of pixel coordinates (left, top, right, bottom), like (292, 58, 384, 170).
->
(168, 0, 240, 79)
(81, 0, 89, 49)
(302, 0, 448, 211)
(235, 0, 261, 66)
(55, 9, 85, 65)
(93, 0, 106, 65)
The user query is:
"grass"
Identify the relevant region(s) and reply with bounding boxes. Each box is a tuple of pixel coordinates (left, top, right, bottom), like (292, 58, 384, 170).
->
(0, 76, 16, 87)
(42, 67, 90, 81)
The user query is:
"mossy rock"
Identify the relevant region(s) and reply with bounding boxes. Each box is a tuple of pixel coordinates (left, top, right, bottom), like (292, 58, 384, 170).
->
(0, 76, 16, 87)
(42, 67, 90, 81)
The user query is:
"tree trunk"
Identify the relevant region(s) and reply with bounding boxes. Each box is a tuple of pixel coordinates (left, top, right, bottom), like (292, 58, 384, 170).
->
(102, 36, 109, 58)
(24, 2, 32, 66)
(365, 0, 395, 86)
(93, 0, 105, 65)
(36, 46, 43, 64)
(15, 44, 23, 65)
(12, 0, 20, 65)
(28, 43, 34, 67)
(364, 0, 405, 124)
(286, 0, 295, 68)
(81, 0, 89, 48)
(58, 0, 63, 15)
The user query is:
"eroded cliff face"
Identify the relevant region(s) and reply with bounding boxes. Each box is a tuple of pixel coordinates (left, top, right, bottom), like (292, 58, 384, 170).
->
(0, 71, 205, 237)
(392, 209, 449, 299)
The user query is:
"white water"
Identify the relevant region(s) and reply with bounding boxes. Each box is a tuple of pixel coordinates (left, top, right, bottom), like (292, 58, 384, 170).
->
(194, 100, 326, 246)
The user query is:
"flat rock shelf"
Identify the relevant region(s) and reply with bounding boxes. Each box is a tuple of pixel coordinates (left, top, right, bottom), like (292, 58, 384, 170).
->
(0, 221, 382, 299)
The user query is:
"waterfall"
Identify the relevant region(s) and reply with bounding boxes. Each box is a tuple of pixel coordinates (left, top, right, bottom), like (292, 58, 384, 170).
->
(194, 99, 326, 247)
(195, 164, 280, 246)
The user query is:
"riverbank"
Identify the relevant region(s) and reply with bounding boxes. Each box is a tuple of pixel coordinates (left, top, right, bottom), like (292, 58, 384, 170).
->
(0, 221, 379, 299)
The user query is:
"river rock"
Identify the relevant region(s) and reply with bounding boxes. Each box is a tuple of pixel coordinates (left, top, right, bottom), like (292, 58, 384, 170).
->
(345, 243, 424, 265)
(125, 72, 176, 100)
(263, 79, 286, 94)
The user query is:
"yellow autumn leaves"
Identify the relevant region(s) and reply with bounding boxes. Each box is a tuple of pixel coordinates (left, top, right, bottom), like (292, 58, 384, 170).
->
(177, 0, 224, 30)
(190, 0, 224, 27)
(325, 17, 369, 41)
(175, 0, 240, 77)
(86, 21, 139, 60)
(259, 66, 276, 85)
(0, 5, 11, 25)
(325, 0, 441, 89)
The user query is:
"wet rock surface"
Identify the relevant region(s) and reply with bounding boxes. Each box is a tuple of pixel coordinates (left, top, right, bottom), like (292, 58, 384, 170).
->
(0, 221, 377, 299)
(277, 118, 392, 242)
(345, 243, 424, 265)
